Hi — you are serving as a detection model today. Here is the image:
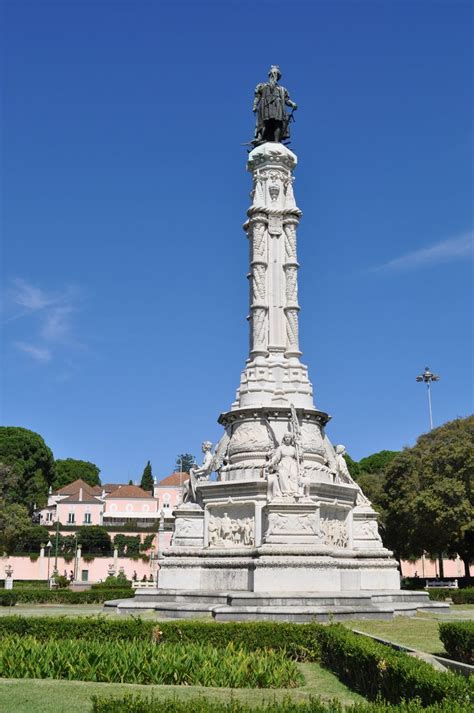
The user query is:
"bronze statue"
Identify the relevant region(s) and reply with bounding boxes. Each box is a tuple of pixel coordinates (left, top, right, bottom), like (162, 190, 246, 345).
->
(252, 66, 298, 146)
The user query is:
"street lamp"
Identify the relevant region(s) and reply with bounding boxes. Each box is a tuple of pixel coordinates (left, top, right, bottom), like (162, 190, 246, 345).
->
(416, 366, 440, 430)
(46, 540, 52, 583)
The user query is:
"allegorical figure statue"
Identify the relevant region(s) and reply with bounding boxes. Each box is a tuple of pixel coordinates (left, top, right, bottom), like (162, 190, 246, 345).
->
(267, 432, 300, 497)
(182, 441, 213, 504)
(252, 65, 298, 146)
(334, 445, 371, 506)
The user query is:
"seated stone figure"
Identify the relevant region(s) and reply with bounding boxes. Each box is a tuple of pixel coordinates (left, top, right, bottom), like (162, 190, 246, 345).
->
(182, 441, 213, 504)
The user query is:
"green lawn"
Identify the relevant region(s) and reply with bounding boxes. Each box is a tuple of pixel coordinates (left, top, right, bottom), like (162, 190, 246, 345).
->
(0, 664, 364, 713)
(344, 612, 470, 655)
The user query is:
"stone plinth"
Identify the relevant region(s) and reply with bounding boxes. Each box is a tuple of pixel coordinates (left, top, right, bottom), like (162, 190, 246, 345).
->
(172, 504, 204, 547)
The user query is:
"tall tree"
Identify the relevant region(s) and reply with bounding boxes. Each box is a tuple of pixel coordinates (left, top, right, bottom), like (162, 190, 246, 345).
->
(0, 427, 55, 509)
(140, 460, 154, 491)
(174, 453, 195, 474)
(382, 417, 474, 576)
(358, 450, 398, 474)
(76, 526, 112, 555)
(0, 501, 32, 554)
(54, 459, 101, 490)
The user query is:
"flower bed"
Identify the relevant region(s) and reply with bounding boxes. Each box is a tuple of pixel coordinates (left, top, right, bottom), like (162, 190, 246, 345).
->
(0, 636, 302, 688)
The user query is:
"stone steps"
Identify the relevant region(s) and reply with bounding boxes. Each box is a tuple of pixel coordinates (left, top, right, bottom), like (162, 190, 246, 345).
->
(106, 588, 449, 621)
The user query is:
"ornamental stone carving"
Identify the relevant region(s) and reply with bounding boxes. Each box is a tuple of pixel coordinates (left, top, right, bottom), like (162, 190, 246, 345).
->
(208, 514, 254, 547)
(228, 422, 271, 458)
(353, 520, 382, 543)
(266, 512, 319, 536)
(320, 518, 348, 548)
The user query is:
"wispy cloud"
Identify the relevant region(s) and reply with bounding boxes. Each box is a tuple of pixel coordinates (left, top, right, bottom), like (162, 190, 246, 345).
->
(15, 342, 52, 363)
(369, 231, 473, 273)
(5, 278, 83, 364)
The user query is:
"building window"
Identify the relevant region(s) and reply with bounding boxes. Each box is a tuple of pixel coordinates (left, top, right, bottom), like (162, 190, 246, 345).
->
(84, 513, 91, 524)
(46, 512, 53, 522)
(67, 512, 75, 524)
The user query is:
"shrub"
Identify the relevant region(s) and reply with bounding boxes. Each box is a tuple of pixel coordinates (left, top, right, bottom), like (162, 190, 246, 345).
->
(54, 574, 69, 589)
(439, 622, 474, 665)
(0, 617, 320, 660)
(91, 694, 473, 713)
(314, 624, 472, 705)
(0, 588, 133, 604)
(0, 591, 18, 606)
(0, 615, 155, 641)
(451, 588, 474, 604)
(0, 636, 302, 688)
(427, 589, 453, 601)
(91, 574, 132, 590)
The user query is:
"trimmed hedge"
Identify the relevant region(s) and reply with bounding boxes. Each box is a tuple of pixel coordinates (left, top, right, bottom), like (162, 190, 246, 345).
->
(314, 624, 473, 706)
(91, 694, 473, 713)
(439, 621, 474, 665)
(0, 588, 133, 605)
(451, 588, 474, 604)
(0, 636, 302, 688)
(0, 617, 321, 660)
(427, 589, 453, 601)
(0, 591, 17, 606)
(428, 587, 474, 603)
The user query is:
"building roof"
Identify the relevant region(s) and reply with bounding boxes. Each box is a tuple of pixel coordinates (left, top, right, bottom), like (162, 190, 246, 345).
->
(102, 483, 124, 493)
(156, 472, 187, 487)
(55, 479, 98, 496)
(59, 493, 102, 505)
(105, 484, 154, 499)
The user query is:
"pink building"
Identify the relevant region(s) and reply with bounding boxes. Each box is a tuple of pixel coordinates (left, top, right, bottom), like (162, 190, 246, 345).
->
(154, 472, 185, 515)
(40, 473, 185, 528)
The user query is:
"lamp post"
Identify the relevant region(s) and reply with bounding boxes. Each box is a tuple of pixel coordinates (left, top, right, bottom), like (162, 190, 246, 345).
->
(416, 366, 440, 431)
(53, 517, 60, 575)
(46, 540, 52, 582)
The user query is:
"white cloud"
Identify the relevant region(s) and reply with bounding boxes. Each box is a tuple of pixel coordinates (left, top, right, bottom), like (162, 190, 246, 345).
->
(370, 232, 473, 272)
(8, 278, 57, 313)
(5, 278, 83, 364)
(40, 305, 75, 341)
(15, 342, 52, 363)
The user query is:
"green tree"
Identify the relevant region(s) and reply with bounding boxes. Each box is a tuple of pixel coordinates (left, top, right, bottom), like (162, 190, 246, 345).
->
(13, 525, 50, 555)
(53, 459, 101, 490)
(76, 526, 112, 555)
(0, 501, 32, 554)
(358, 450, 398, 474)
(0, 427, 55, 509)
(344, 453, 360, 479)
(382, 417, 474, 577)
(174, 453, 195, 474)
(140, 460, 154, 491)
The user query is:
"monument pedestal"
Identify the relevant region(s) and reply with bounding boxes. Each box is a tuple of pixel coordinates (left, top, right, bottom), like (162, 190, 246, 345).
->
(107, 139, 447, 619)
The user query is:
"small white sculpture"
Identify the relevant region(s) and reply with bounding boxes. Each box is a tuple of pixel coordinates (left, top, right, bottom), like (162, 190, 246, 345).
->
(182, 441, 214, 504)
(208, 516, 220, 545)
(334, 445, 371, 506)
(220, 512, 233, 542)
(267, 432, 300, 497)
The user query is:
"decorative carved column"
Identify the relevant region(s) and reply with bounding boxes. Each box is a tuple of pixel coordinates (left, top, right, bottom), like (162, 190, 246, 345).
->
(283, 219, 301, 357)
(248, 217, 269, 357)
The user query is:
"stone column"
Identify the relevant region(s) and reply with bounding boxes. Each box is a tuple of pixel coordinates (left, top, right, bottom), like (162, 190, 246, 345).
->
(248, 216, 269, 357)
(245, 143, 302, 358)
(283, 218, 301, 357)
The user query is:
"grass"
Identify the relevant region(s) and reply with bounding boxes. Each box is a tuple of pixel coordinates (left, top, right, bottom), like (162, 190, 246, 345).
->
(343, 617, 446, 656)
(0, 665, 364, 713)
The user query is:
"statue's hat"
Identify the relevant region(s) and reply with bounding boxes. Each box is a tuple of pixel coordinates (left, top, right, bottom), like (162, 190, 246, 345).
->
(268, 65, 282, 80)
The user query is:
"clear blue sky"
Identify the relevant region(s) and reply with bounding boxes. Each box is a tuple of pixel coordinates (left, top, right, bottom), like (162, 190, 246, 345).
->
(2, 0, 472, 482)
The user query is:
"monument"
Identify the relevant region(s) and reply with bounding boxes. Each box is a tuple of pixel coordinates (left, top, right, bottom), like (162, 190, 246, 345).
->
(108, 68, 445, 619)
